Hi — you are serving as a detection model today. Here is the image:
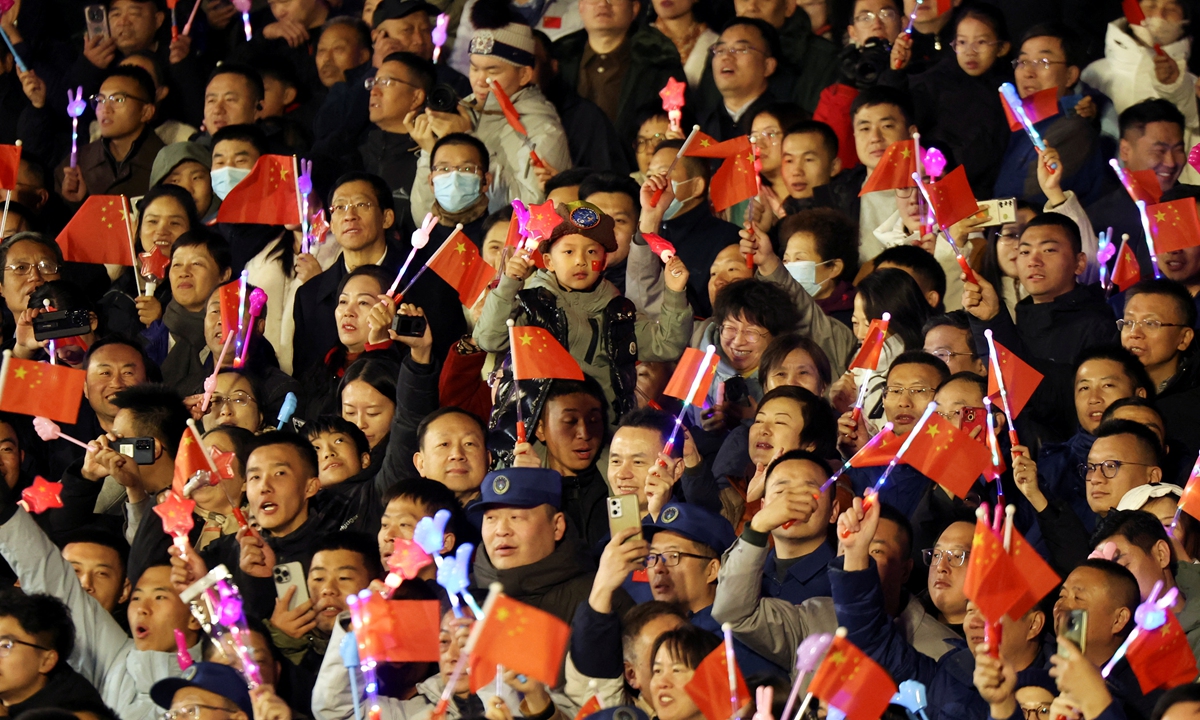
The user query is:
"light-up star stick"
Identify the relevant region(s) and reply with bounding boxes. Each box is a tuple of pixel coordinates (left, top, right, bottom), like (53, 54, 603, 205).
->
(182, 565, 263, 688)
(388, 212, 436, 296)
(663, 344, 717, 455)
(1101, 580, 1179, 678)
(232, 0, 252, 41)
(67, 87, 86, 169)
(999, 83, 1057, 173)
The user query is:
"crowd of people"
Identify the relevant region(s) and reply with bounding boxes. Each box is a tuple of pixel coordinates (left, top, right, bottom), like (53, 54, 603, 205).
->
(3, 0, 1200, 719)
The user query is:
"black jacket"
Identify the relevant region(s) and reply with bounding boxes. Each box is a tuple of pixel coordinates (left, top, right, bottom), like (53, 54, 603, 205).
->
(7, 663, 113, 719)
(969, 283, 1118, 366)
(543, 75, 632, 174)
(1087, 183, 1200, 281)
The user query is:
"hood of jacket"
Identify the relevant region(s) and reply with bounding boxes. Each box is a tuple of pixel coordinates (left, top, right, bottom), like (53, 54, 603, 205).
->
(1105, 17, 1191, 66)
(472, 532, 593, 600)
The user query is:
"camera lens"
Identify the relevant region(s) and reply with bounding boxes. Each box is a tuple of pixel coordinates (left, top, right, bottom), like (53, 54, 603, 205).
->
(427, 84, 460, 114)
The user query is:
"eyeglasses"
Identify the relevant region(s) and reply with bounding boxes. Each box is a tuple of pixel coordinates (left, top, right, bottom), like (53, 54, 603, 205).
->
(928, 350, 975, 364)
(161, 704, 238, 720)
(996, 230, 1021, 243)
(749, 129, 781, 145)
(710, 43, 766, 58)
(952, 38, 1001, 54)
(853, 8, 898, 24)
(0, 637, 49, 658)
(4, 260, 60, 276)
(883, 386, 935, 399)
(1021, 703, 1051, 720)
(363, 76, 420, 91)
(1117, 318, 1187, 332)
(210, 393, 256, 409)
(91, 92, 152, 107)
(719, 324, 771, 344)
(921, 548, 970, 567)
(1079, 460, 1154, 480)
(431, 164, 482, 177)
(330, 202, 376, 216)
(645, 551, 715, 568)
(1011, 58, 1067, 72)
(636, 133, 667, 151)
(895, 187, 917, 199)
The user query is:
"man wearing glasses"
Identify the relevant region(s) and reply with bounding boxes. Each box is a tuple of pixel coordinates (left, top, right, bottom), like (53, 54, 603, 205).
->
(699, 19, 779, 141)
(151, 663, 256, 720)
(58, 66, 164, 205)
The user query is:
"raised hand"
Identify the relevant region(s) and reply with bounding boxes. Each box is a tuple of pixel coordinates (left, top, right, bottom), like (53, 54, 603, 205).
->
(837, 496, 881, 571)
(1010, 445, 1047, 512)
(270, 587, 316, 638)
(238, 526, 275, 578)
(960, 271, 1001, 323)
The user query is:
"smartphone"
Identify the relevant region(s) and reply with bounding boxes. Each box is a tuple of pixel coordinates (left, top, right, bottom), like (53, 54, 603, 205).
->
(33, 309, 91, 341)
(960, 406, 987, 441)
(607, 494, 642, 540)
(273, 562, 310, 611)
(84, 5, 109, 39)
(116, 437, 155, 465)
(974, 198, 1018, 228)
(391, 314, 428, 338)
(1060, 609, 1088, 656)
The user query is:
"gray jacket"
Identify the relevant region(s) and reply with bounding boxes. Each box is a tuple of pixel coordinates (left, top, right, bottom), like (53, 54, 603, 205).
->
(0, 509, 199, 720)
(711, 536, 958, 682)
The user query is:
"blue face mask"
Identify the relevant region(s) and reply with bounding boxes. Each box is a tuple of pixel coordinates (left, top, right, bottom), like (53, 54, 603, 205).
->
(664, 178, 700, 221)
(433, 171, 482, 213)
(785, 260, 831, 297)
(210, 166, 250, 201)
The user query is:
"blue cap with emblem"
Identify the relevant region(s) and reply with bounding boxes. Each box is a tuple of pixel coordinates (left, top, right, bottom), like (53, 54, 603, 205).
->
(583, 708, 650, 720)
(150, 662, 254, 717)
(643, 502, 736, 555)
(467, 468, 563, 526)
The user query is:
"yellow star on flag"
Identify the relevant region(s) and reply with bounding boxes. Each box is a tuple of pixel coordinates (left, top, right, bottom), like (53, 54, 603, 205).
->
(699, 139, 711, 147)
(13, 367, 26, 380)
(926, 424, 941, 437)
(520, 333, 533, 346)
(900, 147, 912, 158)
(455, 242, 466, 254)
(1156, 211, 1168, 222)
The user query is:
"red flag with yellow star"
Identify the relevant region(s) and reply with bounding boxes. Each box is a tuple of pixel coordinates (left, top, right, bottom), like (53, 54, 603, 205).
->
(1111, 236, 1142, 292)
(511, 326, 584, 381)
(573, 696, 601, 720)
(353, 595, 440, 663)
(963, 517, 1026, 621)
(1147, 198, 1200, 254)
(859, 140, 917, 196)
(896, 412, 991, 498)
(1179, 465, 1200, 521)
(216, 155, 302, 226)
(683, 644, 750, 720)
(848, 318, 888, 371)
(173, 429, 212, 496)
(1126, 611, 1199, 693)
(663, 347, 719, 405)
(1008, 528, 1060, 618)
(0, 144, 21, 189)
(1001, 87, 1060, 133)
(986, 338, 1043, 420)
(425, 230, 494, 306)
(55, 195, 135, 266)
(0, 357, 85, 424)
(808, 635, 897, 720)
(468, 594, 571, 692)
(848, 427, 902, 467)
(926, 165, 979, 228)
(684, 133, 759, 212)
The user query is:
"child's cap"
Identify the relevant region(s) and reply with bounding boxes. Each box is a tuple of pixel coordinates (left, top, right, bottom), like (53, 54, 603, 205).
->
(541, 201, 617, 254)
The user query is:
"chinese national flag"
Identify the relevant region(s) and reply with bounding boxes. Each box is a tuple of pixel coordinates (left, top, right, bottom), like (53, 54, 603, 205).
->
(0, 144, 20, 189)
(899, 413, 991, 498)
(489, 80, 530, 137)
(986, 339, 1043, 420)
(511, 326, 584, 381)
(573, 697, 601, 720)
(216, 155, 301, 226)
(468, 594, 570, 692)
(926, 166, 979, 228)
(219, 282, 242, 339)
(1111, 236, 1142, 292)
(1125, 169, 1164, 205)
(1008, 528, 1060, 618)
(173, 430, 211, 496)
(56, 195, 135, 266)
(1124, 0, 1146, 25)
(1001, 87, 1060, 132)
(663, 347, 719, 405)
(963, 517, 1027, 621)
(353, 596, 440, 663)
(1147, 198, 1200, 254)
(808, 635, 897, 720)
(1180, 466, 1200, 520)
(848, 427, 902, 468)
(859, 140, 917, 196)
(683, 644, 750, 720)
(1125, 612, 1199, 693)
(848, 318, 887, 371)
(685, 134, 758, 212)
(425, 231, 494, 306)
(0, 357, 86, 424)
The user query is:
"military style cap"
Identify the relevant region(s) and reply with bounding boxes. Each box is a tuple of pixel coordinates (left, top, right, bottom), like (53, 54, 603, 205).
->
(467, 467, 563, 525)
(643, 502, 736, 555)
(151, 662, 253, 717)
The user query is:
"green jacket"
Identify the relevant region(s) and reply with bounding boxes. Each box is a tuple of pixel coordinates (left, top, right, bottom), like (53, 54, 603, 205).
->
(553, 25, 686, 144)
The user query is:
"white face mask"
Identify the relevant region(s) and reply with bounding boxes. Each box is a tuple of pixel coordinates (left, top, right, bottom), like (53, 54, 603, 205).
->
(664, 178, 702, 221)
(210, 166, 251, 200)
(785, 259, 831, 296)
(1133, 16, 1187, 47)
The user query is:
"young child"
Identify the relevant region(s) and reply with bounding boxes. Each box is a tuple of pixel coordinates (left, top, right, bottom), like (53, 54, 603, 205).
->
(376, 478, 476, 583)
(473, 201, 693, 421)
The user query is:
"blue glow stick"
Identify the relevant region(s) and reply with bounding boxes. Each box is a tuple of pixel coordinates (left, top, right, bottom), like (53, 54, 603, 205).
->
(999, 83, 1058, 171)
(0, 27, 26, 72)
(276, 392, 297, 430)
(339, 631, 364, 720)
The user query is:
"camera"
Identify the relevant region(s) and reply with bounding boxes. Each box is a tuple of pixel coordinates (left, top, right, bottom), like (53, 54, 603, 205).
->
(116, 437, 156, 465)
(392, 314, 428, 338)
(33, 309, 91, 341)
(427, 83, 461, 114)
(838, 37, 892, 89)
(273, 565, 293, 584)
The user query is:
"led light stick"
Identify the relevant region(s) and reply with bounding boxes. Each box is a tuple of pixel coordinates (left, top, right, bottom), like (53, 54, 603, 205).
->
(345, 590, 386, 720)
(663, 344, 717, 455)
(913, 133, 930, 237)
(506, 319, 528, 444)
(820, 422, 894, 494)
(999, 83, 1057, 173)
(746, 137, 762, 271)
(912, 171, 978, 284)
(232, 0, 251, 41)
(1097, 228, 1113, 290)
(649, 125, 702, 208)
(0, 27, 25, 72)
(154, 491, 196, 563)
(984, 329, 1021, 448)
(842, 403, 937, 537)
(1136, 199, 1163, 279)
(175, 629, 193, 670)
(902, 0, 922, 34)
(388, 213, 436, 295)
(233, 270, 249, 364)
(18, 476, 63, 514)
(339, 632, 364, 720)
(296, 158, 311, 254)
(432, 14, 448, 63)
(181, 564, 263, 688)
(182, 0, 203, 35)
(32, 417, 93, 451)
(722, 623, 739, 718)
(982, 397, 1004, 502)
(412, 512, 484, 615)
(431, 583, 504, 720)
(276, 392, 297, 430)
(202, 331, 236, 413)
(778, 633, 833, 720)
(1101, 579, 1180, 678)
(67, 87, 85, 169)
(850, 312, 890, 426)
(890, 680, 931, 720)
(236, 288, 267, 368)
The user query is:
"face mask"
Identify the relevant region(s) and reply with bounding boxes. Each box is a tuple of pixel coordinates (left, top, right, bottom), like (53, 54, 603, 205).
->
(664, 178, 700, 221)
(785, 260, 830, 296)
(1141, 16, 1187, 46)
(433, 171, 481, 213)
(210, 166, 250, 201)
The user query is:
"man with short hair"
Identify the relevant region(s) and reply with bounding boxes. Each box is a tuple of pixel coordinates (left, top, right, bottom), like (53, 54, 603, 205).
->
(923, 312, 987, 376)
(875, 244, 948, 312)
(1084, 420, 1164, 517)
(580, 171, 639, 292)
(199, 66, 264, 144)
(699, 19, 779, 141)
(62, 528, 132, 615)
(316, 17, 372, 89)
(778, 120, 847, 216)
(729, 0, 838, 113)
(359, 52, 434, 222)
(1119, 279, 1197, 394)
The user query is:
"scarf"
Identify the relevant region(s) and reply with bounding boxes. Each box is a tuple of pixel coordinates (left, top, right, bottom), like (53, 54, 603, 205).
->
(434, 194, 490, 227)
(163, 300, 207, 350)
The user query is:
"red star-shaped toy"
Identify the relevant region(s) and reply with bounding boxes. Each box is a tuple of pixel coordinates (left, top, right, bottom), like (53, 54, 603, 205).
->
(139, 248, 170, 280)
(526, 199, 560, 241)
(208, 446, 237, 480)
(309, 208, 330, 246)
(659, 77, 686, 112)
(153, 491, 196, 538)
(20, 476, 63, 514)
(387, 538, 433, 580)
